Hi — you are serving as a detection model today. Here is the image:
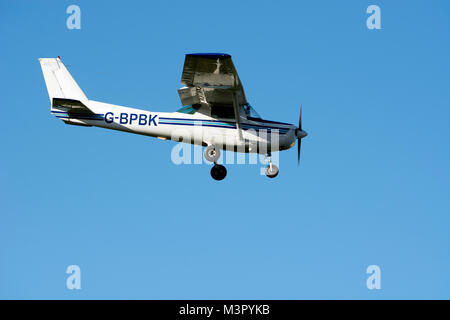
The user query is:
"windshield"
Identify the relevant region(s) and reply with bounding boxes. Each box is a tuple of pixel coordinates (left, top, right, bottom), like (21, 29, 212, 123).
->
(244, 104, 261, 119)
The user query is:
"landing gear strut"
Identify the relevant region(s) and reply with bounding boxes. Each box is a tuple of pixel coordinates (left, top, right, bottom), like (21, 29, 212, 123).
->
(205, 145, 227, 180)
(211, 164, 227, 181)
(204, 145, 221, 163)
(264, 154, 279, 178)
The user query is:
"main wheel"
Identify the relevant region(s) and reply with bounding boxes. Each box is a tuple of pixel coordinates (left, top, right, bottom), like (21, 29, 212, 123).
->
(204, 145, 221, 163)
(265, 164, 279, 178)
(211, 164, 227, 181)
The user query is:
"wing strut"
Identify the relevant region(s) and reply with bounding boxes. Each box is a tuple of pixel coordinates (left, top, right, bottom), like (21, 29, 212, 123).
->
(232, 76, 243, 141)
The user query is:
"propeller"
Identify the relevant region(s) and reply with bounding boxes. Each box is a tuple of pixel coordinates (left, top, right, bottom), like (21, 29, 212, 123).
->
(295, 104, 307, 165)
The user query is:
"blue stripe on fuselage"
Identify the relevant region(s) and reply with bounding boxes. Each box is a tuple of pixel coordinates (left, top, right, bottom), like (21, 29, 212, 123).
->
(158, 117, 291, 131)
(158, 119, 290, 133)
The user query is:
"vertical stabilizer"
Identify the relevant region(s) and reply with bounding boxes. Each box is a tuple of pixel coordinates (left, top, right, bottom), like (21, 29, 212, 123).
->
(38, 57, 89, 107)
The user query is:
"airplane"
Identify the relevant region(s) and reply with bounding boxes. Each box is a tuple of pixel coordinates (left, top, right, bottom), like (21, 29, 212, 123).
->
(39, 53, 307, 180)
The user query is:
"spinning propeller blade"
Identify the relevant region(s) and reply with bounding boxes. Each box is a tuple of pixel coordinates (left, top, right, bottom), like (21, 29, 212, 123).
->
(295, 104, 308, 165)
(297, 104, 302, 165)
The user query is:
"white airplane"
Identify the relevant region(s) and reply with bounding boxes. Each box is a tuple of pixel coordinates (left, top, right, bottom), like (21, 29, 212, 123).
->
(39, 53, 307, 180)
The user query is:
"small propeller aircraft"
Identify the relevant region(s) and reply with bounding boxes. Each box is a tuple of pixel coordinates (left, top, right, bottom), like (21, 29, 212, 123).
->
(39, 53, 307, 180)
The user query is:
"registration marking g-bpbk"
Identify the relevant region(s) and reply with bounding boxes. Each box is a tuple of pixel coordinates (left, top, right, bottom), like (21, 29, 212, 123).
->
(104, 112, 158, 126)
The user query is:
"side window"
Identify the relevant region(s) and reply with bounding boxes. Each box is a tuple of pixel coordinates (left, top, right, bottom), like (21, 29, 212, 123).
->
(211, 105, 235, 119)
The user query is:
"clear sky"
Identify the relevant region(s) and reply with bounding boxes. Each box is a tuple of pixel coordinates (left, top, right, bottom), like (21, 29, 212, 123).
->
(0, 0, 449, 299)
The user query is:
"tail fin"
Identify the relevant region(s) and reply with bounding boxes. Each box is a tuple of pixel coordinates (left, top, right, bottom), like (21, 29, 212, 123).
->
(38, 57, 89, 107)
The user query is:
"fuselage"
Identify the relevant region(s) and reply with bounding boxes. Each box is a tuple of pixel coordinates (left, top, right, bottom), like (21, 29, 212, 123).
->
(52, 100, 298, 153)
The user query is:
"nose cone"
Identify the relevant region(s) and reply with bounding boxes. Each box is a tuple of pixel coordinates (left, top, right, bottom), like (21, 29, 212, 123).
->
(297, 129, 308, 139)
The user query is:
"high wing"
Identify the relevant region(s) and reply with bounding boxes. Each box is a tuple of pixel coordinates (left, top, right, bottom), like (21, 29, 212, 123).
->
(178, 53, 247, 139)
(178, 53, 248, 112)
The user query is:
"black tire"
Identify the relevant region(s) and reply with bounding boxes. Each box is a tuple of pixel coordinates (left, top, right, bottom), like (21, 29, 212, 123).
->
(265, 164, 279, 178)
(211, 164, 227, 181)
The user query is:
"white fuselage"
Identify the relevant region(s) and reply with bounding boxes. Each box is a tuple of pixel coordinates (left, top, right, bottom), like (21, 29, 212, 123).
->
(52, 100, 297, 154)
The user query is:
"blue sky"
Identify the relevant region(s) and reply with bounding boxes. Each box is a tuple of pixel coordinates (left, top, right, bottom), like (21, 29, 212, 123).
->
(0, 0, 449, 299)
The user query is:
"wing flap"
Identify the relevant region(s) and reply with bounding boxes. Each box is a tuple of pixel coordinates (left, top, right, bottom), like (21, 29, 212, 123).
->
(178, 86, 201, 106)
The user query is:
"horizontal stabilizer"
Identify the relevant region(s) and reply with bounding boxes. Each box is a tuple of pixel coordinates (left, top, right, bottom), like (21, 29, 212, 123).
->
(52, 97, 93, 114)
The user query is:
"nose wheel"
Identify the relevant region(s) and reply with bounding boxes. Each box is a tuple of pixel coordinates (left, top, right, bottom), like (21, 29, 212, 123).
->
(264, 153, 279, 178)
(265, 163, 279, 178)
(211, 164, 227, 181)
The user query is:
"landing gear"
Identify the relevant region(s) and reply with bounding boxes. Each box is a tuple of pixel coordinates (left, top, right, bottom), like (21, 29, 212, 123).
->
(265, 163, 279, 178)
(204, 145, 221, 163)
(204, 145, 227, 180)
(264, 153, 279, 178)
(211, 164, 227, 181)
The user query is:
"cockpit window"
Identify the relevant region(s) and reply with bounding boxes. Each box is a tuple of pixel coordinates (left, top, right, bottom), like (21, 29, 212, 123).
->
(244, 104, 262, 119)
